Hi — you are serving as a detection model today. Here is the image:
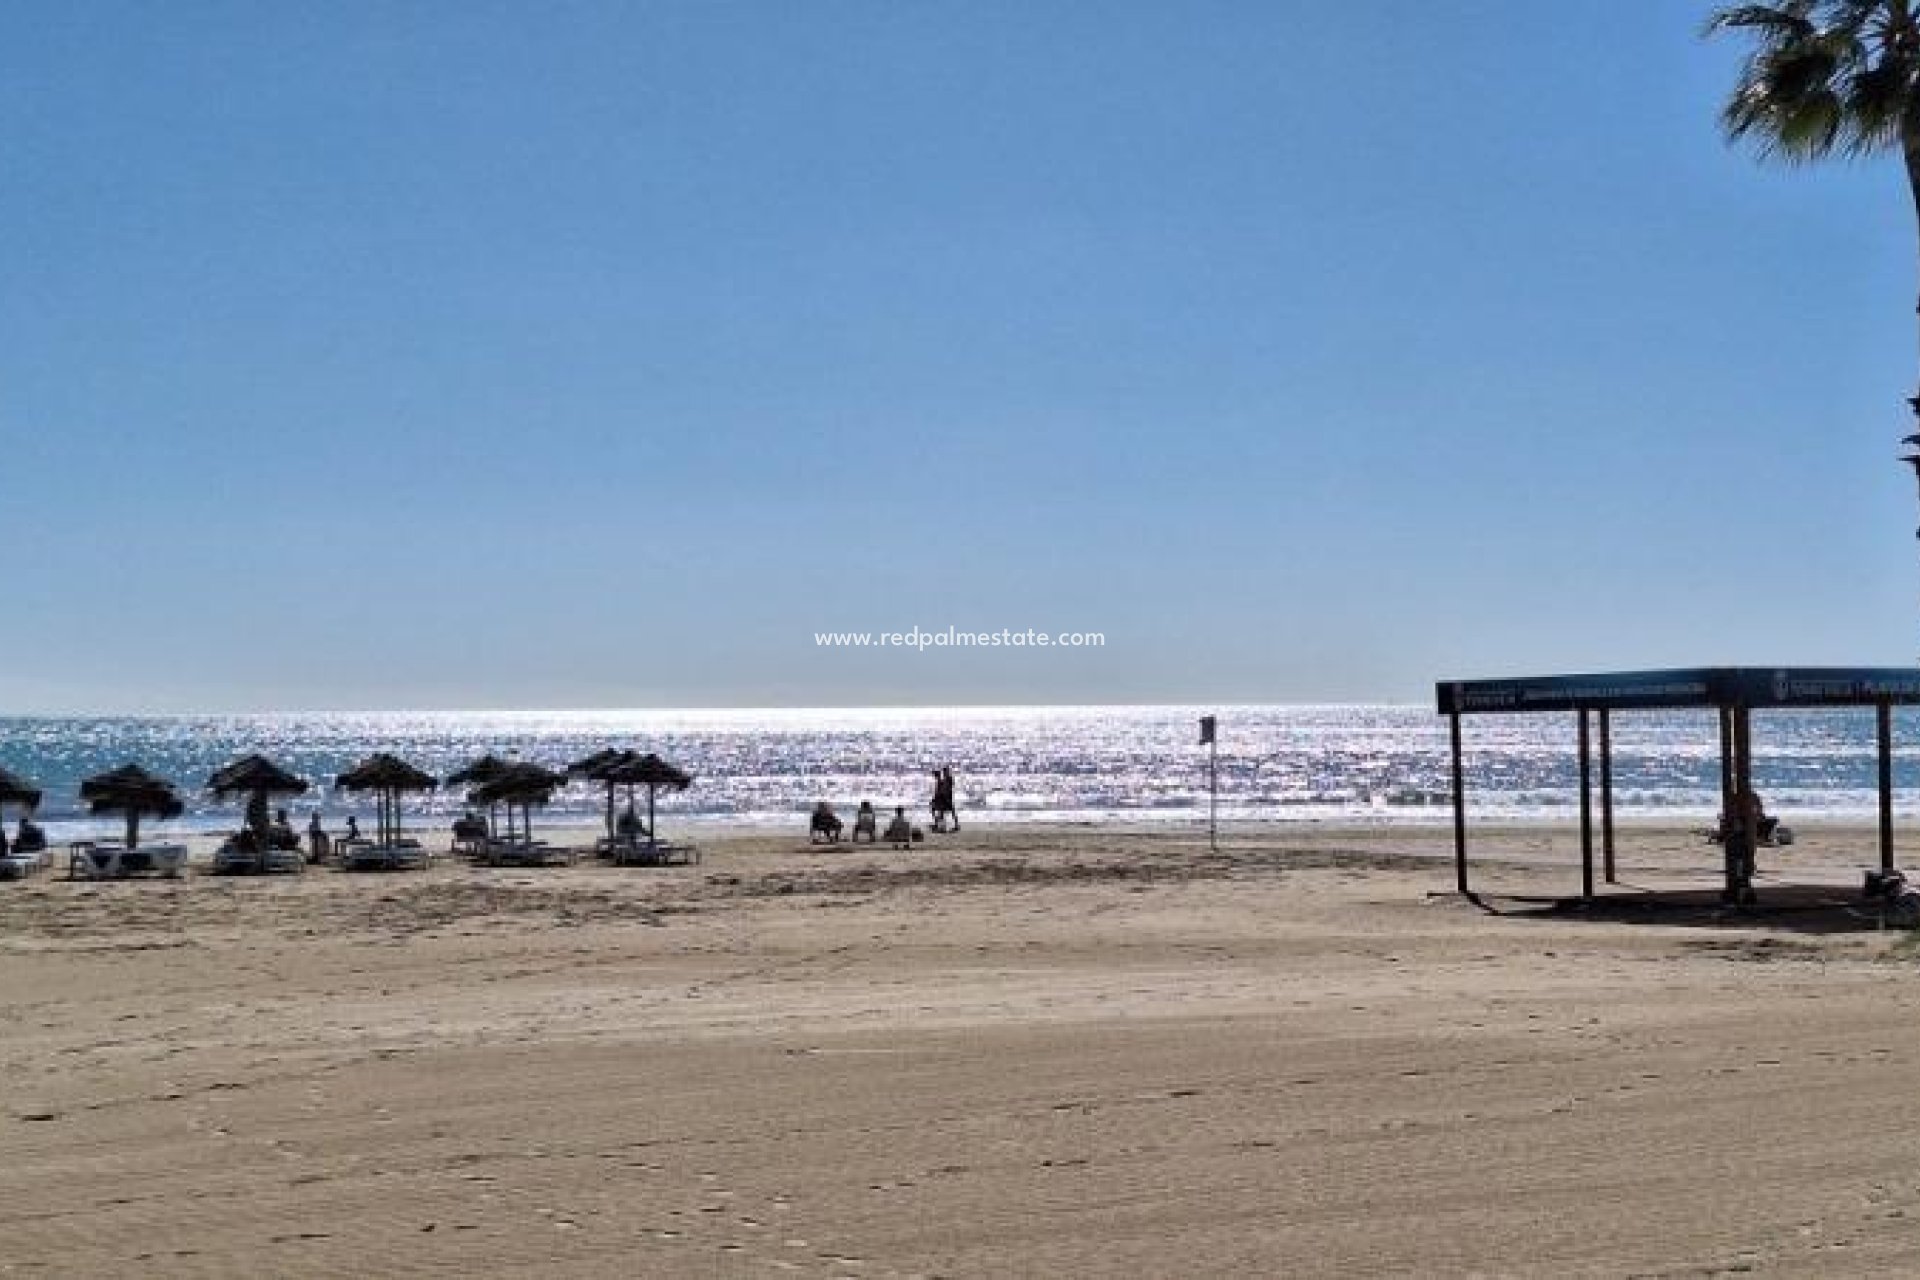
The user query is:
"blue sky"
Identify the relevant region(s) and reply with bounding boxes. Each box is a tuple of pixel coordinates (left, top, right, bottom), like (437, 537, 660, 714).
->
(3, 2, 1917, 712)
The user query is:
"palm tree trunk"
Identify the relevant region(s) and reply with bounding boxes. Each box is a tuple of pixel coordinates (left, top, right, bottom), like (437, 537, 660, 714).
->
(1905, 130, 1920, 427)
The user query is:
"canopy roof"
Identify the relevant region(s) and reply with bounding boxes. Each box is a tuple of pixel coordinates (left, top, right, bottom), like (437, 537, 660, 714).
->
(446, 753, 516, 788)
(567, 747, 630, 779)
(469, 762, 569, 806)
(0, 765, 42, 808)
(80, 763, 185, 818)
(336, 753, 438, 793)
(596, 751, 693, 791)
(208, 754, 310, 797)
(1437, 667, 1920, 716)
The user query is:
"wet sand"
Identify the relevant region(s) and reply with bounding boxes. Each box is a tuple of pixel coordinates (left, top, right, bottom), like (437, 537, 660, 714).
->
(3, 820, 1919, 1276)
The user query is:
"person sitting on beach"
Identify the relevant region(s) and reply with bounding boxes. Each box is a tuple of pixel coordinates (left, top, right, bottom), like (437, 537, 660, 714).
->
(616, 804, 647, 841)
(810, 801, 844, 843)
(269, 808, 300, 851)
(344, 815, 362, 844)
(452, 811, 489, 852)
(883, 805, 913, 847)
(307, 812, 331, 862)
(1712, 789, 1779, 846)
(852, 801, 877, 843)
(16, 816, 44, 853)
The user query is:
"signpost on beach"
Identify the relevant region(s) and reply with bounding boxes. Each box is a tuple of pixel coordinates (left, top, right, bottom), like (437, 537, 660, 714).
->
(1199, 715, 1218, 852)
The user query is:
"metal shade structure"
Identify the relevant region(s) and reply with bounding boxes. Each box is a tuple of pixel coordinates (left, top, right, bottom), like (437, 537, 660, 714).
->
(468, 762, 569, 846)
(1436, 667, 1920, 904)
(335, 753, 437, 848)
(594, 751, 693, 849)
(80, 763, 186, 849)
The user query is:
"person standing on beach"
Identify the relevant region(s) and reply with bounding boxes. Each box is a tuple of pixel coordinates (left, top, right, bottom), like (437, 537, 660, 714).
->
(930, 767, 959, 833)
(942, 767, 960, 831)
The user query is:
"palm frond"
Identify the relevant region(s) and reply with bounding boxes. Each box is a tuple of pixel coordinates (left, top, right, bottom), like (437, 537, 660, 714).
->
(1704, 3, 1819, 41)
(1708, 0, 1918, 161)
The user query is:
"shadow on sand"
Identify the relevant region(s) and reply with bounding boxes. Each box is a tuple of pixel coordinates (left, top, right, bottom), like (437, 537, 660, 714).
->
(1453, 880, 1899, 937)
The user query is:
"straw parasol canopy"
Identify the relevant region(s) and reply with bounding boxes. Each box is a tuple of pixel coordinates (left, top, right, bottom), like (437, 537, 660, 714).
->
(446, 753, 518, 838)
(469, 762, 569, 845)
(80, 763, 185, 849)
(208, 754, 310, 839)
(0, 765, 42, 811)
(208, 754, 309, 797)
(445, 753, 515, 788)
(568, 747, 633, 836)
(595, 752, 693, 846)
(335, 753, 437, 847)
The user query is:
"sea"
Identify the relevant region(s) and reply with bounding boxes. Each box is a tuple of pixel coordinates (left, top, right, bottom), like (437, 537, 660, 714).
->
(7, 704, 1920, 841)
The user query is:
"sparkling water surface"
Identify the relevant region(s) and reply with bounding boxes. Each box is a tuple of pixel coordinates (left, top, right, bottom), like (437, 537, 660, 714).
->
(5, 705, 1920, 840)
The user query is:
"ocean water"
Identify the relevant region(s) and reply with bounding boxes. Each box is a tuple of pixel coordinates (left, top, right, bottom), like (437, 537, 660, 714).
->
(6, 704, 1920, 841)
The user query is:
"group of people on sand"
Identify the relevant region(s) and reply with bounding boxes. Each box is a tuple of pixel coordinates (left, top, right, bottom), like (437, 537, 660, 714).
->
(274, 812, 359, 863)
(811, 767, 962, 847)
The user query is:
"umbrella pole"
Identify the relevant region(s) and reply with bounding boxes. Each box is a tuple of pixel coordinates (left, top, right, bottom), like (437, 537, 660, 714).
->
(127, 810, 139, 850)
(648, 784, 656, 851)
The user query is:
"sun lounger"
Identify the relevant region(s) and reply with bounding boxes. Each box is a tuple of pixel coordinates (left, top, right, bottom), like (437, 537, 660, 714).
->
(476, 837, 576, 867)
(212, 838, 308, 875)
(339, 840, 427, 871)
(69, 840, 188, 879)
(0, 848, 49, 880)
(609, 838, 699, 867)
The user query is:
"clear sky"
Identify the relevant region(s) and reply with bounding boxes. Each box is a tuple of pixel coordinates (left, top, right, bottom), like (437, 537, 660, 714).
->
(4, 2, 1919, 712)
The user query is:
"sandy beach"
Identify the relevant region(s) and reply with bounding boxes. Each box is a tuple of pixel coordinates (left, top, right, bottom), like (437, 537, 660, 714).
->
(3, 820, 1919, 1277)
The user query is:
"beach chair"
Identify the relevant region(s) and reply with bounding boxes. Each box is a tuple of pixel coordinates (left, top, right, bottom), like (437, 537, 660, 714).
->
(611, 838, 699, 867)
(0, 846, 47, 880)
(450, 818, 490, 858)
(340, 839, 424, 871)
(212, 837, 263, 875)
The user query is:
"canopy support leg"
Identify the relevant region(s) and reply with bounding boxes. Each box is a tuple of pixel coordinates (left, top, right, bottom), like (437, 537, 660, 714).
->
(1599, 708, 1616, 885)
(1731, 705, 1756, 906)
(1879, 699, 1895, 875)
(1449, 711, 1468, 895)
(1718, 706, 1736, 901)
(1578, 708, 1594, 902)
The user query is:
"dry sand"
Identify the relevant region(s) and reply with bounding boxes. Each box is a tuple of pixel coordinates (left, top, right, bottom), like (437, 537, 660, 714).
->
(4, 819, 1920, 1277)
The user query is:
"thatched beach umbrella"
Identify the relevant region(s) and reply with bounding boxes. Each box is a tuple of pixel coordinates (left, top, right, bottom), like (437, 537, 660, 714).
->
(596, 752, 693, 848)
(335, 753, 437, 847)
(0, 765, 42, 811)
(567, 747, 633, 837)
(80, 763, 185, 850)
(0, 765, 43, 845)
(445, 753, 513, 788)
(469, 762, 568, 846)
(207, 754, 309, 840)
(446, 753, 515, 837)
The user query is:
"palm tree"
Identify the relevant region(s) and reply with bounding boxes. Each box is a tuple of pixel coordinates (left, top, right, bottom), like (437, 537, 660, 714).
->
(1708, 2, 1920, 429)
